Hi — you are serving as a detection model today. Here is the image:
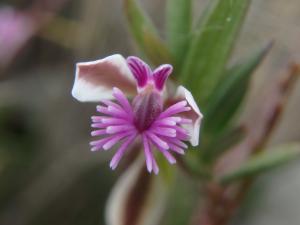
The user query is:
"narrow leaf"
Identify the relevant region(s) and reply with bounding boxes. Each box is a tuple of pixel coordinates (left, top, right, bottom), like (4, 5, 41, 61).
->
(203, 43, 272, 135)
(166, 0, 192, 69)
(202, 126, 246, 162)
(219, 143, 300, 184)
(124, 0, 171, 66)
(180, 0, 250, 104)
(214, 63, 300, 175)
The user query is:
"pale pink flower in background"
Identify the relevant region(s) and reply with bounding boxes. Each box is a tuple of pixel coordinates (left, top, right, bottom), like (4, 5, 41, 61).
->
(0, 7, 36, 66)
(0, 1, 68, 67)
(72, 54, 203, 174)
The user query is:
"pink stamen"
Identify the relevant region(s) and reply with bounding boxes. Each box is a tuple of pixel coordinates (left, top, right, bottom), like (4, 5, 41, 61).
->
(110, 134, 137, 169)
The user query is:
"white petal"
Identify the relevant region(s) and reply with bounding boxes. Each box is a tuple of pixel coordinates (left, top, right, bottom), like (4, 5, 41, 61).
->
(105, 156, 167, 225)
(175, 86, 203, 146)
(72, 54, 136, 102)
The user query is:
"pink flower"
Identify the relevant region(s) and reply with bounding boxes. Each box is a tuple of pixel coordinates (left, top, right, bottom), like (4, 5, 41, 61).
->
(0, 7, 36, 66)
(72, 54, 203, 174)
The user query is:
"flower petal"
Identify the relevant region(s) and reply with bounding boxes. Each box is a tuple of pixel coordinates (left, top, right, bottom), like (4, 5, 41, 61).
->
(105, 156, 167, 225)
(174, 86, 203, 146)
(127, 56, 152, 90)
(72, 54, 136, 102)
(153, 64, 173, 91)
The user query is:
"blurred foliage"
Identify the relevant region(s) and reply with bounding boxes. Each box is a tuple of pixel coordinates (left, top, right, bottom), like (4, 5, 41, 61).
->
(202, 43, 272, 137)
(219, 143, 300, 184)
(166, 0, 192, 71)
(0, 105, 37, 211)
(30, 166, 114, 225)
(124, 0, 171, 66)
(124, 0, 300, 225)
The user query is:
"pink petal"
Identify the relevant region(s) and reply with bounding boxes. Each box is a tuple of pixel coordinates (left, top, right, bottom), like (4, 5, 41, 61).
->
(126, 56, 152, 89)
(72, 54, 136, 102)
(0, 7, 36, 67)
(174, 86, 203, 146)
(153, 64, 173, 91)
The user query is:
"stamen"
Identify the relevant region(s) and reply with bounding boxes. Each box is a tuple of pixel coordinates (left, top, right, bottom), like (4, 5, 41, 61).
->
(91, 129, 106, 136)
(158, 101, 190, 118)
(150, 127, 176, 137)
(106, 125, 135, 134)
(146, 132, 169, 150)
(110, 133, 137, 169)
(113, 87, 134, 115)
(143, 134, 153, 173)
(103, 131, 134, 150)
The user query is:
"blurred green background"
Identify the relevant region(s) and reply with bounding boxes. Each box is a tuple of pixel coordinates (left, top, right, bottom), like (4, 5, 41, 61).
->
(0, 0, 300, 225)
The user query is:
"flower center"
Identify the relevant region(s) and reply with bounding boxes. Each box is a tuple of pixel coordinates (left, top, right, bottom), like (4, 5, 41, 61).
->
(132, 90, 162, 132)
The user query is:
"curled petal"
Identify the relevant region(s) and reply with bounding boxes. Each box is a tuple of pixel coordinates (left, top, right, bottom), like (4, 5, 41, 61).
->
(72, 54, 136, 102)
(105, 156, 167, 225)
(174, 86, 203, 146)
(153, 64, 173, 91)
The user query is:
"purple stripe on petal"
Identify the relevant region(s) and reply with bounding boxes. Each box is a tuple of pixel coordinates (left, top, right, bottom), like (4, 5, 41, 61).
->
(127, 56, 151, 88)
(153, 64, 173, 91)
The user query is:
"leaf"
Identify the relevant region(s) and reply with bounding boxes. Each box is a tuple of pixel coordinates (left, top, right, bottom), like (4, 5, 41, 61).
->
(124, 0, 171, 66)
(166, 0, 192, 70)
(180, 0, 251, 104)
(203, 43, 272, 135)
(202, 126, 246, 162)
(214, 63, 300, 176)
(219, 143, 300, 184)
(162, 172, 199, 225)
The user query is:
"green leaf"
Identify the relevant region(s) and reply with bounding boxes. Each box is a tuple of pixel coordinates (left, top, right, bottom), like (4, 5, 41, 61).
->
(219, 143, 300, 184)
(203, 43, 272, 135)
(124, 0, 171, 66)
(166, 0, 192, 70)
(180, 0, 251, 104)
(202, 126, 246, 162)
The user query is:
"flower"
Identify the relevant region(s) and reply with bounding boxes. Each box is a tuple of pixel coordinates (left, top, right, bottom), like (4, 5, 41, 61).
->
(0, 7, 36, 66)
(72, 54, 203, 174)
